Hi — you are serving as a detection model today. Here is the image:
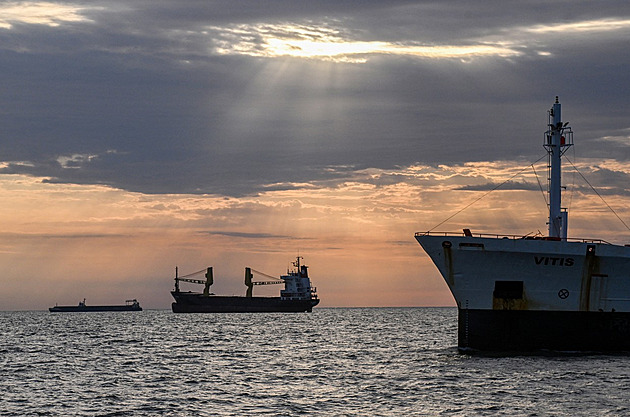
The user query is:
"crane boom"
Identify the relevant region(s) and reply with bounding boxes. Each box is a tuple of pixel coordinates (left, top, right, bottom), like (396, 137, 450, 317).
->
(176, 278, 208, 285)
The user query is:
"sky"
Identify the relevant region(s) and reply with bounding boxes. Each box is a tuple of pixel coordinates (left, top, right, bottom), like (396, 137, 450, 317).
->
(2, 1, 630, 310)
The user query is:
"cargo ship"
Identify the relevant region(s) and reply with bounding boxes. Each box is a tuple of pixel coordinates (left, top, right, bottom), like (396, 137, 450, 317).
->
(49, 299, 142, 312)
(416, 97, 630, 352)
(171, 256, 320, 313)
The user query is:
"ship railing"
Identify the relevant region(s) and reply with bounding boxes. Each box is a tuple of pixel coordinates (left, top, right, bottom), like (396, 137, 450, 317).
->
(281, 296, 318, 300)
(415, 231, 611, 245)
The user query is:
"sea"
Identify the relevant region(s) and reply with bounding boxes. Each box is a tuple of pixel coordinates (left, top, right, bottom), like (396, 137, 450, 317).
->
(2, 308, 630, 416)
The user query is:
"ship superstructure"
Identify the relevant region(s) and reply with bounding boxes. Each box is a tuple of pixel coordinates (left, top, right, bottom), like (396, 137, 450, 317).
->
(415, 97, 630, 352)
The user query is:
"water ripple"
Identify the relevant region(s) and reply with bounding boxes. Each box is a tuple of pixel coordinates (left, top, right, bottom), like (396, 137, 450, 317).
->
(2, 308, 630, 416)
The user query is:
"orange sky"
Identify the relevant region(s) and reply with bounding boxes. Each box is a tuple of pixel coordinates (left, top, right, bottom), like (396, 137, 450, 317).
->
(3, 158, 630, 310)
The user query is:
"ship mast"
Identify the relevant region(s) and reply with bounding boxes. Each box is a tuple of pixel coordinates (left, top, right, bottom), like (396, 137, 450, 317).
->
(544, 96, 573, 239)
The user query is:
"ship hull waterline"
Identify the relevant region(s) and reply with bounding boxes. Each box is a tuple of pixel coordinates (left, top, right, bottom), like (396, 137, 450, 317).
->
(171, 292, 320, 313)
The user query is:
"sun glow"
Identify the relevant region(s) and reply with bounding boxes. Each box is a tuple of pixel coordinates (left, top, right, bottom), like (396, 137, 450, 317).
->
(211, 23, 521, 63)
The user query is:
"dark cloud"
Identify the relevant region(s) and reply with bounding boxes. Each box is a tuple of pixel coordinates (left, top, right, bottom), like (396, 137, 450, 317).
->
(456, 181, 540, 192)
(2, 1, 630, 196)
(566, 166, 630, 198)
(200, 231, 308, 240)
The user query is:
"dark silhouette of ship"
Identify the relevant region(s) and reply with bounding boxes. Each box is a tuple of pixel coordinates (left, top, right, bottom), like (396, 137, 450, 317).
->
(49, 299, 142, 312)
(171, 256, 319, 313)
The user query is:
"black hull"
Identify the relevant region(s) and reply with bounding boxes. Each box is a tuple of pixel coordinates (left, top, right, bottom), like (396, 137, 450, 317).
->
(459, 309, 630, 352)
(49, 306, 142, 312)
(171, 292, 319, 313)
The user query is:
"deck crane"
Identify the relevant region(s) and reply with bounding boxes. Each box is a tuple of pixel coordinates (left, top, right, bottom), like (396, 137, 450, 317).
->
(245, 267, 284, 297)
(174, 265, 285, 297)
(173, 266, 214, 296)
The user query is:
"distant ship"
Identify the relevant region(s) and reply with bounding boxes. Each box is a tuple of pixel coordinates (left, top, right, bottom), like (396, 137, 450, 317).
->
(416, 97, 630, 352)
(171, 256, 320, 313)
(49, 299, 142, 312)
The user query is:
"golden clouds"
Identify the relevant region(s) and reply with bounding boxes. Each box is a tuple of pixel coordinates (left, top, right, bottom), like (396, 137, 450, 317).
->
(209, 17, 630, 63)
(211, 23, 521, 63)
(0, 2, 92, 29)
(525, 19, 630, 34)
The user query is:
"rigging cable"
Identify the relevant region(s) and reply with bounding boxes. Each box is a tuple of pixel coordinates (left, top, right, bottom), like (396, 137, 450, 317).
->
(428, 154, 548, 233)
(250, 268, 282, 281)
(531, 162, 548, 206)
(565, 144, 577, 214)
(179, 268, 207, 278)
(565, 156, 630, 233)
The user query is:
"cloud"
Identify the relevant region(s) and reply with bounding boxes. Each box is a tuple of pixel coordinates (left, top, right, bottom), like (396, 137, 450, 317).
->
(593, 129, 630, 147)
(1, 0, 630, 199)
(0, 231, 128, 238)
(456, 180, 539, 192)
(525, 18, 630, 34)
(0, 2, 94, 29)
(210, 22, 522, 63)
(200, 230, 308, 240)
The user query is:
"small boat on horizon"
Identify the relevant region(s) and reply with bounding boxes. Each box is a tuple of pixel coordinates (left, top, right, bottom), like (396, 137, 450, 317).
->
(49, 298, 143, 312)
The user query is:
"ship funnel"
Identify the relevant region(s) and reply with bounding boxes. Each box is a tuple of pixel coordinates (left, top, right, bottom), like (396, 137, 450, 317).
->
(203, 267, 213, 296)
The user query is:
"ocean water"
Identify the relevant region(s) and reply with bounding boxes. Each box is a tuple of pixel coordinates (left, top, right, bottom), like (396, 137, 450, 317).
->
(2, 308, 630, 416)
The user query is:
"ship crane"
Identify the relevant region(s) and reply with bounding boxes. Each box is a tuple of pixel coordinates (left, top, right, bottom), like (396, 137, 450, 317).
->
(173, 266, 214, 296)
(245, 267, 284, 297)
(174, 265, 285, 297)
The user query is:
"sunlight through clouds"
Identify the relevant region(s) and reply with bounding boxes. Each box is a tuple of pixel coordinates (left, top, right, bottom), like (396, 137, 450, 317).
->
(211, 22, 521, 63)
(57, 154, 99, 169)
(525, 18, 630, 33)
(209, 17, 630, 63)
(0, 2, 93, 29)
